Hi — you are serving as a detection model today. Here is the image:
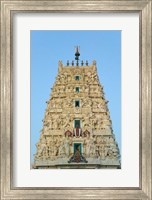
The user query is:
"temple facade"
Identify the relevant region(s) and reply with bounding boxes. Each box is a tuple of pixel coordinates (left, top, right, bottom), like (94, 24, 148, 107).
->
(34, 48, 120, 169)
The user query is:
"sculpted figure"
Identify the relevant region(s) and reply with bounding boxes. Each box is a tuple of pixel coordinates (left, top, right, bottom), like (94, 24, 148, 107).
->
(50, 100, 56, 108)
(90, 115, 98, 128)
(58, 61, 63, 74)
(60, 74, 66, 83)
(58, 60, 63, 68)
(92, 60, 96, 66)
(93, 101, 98, 109)
(64, 137, 70, 157)
(69, 137, 73, 156)
(90, 73, 95, 82)
(53, 144, 58, 157)
(83, 84, 89, 93)
(63, 113, 73, 128)
(42, 140, 49, 159)
(99, 145, 106, 159)
(85, 134, 91, 157)
(89, 136, 96, 157)
(55, 136, 61, 151)
(93, 74, 99, 83)
(82, 98, 92, 108)
(68, 86, 73, 92)
(107, 149, 114, 159)
(83, 141, 87, 156)
(66, 99, 73, 107)
(58, 141, 66, 157)
(56, 115, 62, 129)
(58, 100, 63, 109)
(48, 140, 54, 157)
(68, 75, 72, 82)
(61, 85, 65, 93)
(43, 120, 49, 127)
(82, 114, 91, 129)
(35, 142, 43, 159)
(53, 118, 58, 129)
(49, 117, 54, 129)
(104, 145, 109, 158)
(105, 141, 119, 160)
(56, 75, 61, 84)
(96, 135, 101, 144)
(109, 137, 114, 144)
(86, 143, 90, 158)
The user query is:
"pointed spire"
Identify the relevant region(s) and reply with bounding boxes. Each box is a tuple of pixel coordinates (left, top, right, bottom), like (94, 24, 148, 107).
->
(75, 46, 80, 66)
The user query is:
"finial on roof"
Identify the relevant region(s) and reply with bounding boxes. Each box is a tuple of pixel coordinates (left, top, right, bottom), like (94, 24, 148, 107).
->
(67, 60, 69, 66)
(75, 46, 80, 66)
(92, 60, 96, 66)
(58, 60, 63, 67)
(58, 60, 63, 72)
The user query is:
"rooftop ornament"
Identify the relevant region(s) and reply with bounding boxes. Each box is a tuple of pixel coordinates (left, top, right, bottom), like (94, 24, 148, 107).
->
(72, 60, 74, 66)
(75, 46, 80, 66)
(67, 60, 69, 66)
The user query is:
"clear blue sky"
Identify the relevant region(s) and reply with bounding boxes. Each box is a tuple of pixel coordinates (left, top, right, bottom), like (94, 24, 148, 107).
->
(31, 31, 121, 164)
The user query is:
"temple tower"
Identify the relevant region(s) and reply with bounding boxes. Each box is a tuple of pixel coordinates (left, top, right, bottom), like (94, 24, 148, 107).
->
(34, 47, 120, 169)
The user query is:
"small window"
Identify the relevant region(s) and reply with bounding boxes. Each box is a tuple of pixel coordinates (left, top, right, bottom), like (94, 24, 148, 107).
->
(75, 87, 80, 93)
(75, 76, 80, 81)
(74, 120, 81, 128)
(75, 100, 80, 107)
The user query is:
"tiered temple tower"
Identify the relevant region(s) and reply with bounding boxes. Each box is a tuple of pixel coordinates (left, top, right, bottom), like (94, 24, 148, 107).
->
(34, 47, 120, 169)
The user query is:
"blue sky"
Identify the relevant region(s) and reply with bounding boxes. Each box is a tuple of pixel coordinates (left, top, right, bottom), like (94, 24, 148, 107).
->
(31, 31, 121, 164)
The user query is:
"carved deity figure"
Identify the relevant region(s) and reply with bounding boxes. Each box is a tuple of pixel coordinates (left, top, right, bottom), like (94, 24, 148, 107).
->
(82, 98, 92, 108)
(65, 99, 73, 107)
(90, 114, 98, 128)
(82, 113, 91, 129)
(64, 137, 70, 157)
(92, 101, 98, 109)
(89, 136, 96, 157)
(58, 141, 65, 157)
(84, 134, 91, 157)
(83, 84, 89, 93)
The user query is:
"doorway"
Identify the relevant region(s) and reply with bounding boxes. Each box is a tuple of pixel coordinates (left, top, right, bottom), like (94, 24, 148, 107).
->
(74, 143, 82, 154)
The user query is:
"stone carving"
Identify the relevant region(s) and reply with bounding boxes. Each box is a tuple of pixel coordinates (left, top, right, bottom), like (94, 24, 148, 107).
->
(62, 113, 73, 129)
(92, 101, 98, 109)
(84, 136, 91, 157)
(34, 59, 120, 169)
(58, 137, 70, 157)
(82, 113, 91, 129)
(82, 98, 92, 108)
(83, 84, 89, 93)
(64, 99, 72, 107)
(64, 137, 70, 156)
(58, 60, 63, 67)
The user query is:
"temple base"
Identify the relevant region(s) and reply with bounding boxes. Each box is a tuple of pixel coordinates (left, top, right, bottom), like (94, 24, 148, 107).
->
(34, 164, 120, 169)
(34, 157, 121, 169)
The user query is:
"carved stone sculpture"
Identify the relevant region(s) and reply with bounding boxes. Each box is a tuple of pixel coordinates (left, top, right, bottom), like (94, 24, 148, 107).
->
(34, 57, 120, 169)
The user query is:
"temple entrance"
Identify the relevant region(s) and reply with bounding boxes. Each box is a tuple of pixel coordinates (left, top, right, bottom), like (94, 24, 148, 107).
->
(68, 143, 87, 163)
(74, 143, 82, 154)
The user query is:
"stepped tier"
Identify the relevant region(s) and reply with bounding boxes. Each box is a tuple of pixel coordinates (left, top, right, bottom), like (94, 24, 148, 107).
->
(34, 60, 120, 169)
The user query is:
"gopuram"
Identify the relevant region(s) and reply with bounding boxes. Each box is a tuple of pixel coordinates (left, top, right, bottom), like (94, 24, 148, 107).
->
(34, 47, 120, 169)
